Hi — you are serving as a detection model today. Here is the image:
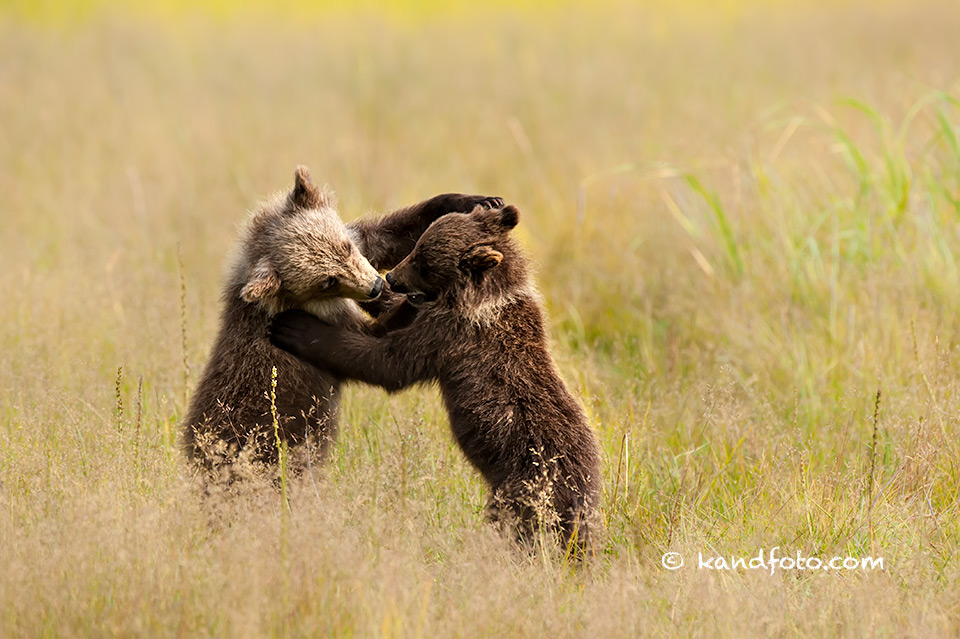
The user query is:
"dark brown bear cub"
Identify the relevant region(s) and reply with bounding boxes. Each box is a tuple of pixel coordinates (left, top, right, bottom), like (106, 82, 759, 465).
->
(269, 205, 602, 553)
(183, 166, 502, 480)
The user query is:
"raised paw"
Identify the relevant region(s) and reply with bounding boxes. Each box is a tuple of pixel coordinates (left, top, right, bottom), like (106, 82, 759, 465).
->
(424, 193, 505, 219)
(468, 195, 505, 211)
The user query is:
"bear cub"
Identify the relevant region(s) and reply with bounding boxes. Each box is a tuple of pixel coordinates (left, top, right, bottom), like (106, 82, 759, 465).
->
(270, 204, 602, 553)
(183, 166, 502, 480)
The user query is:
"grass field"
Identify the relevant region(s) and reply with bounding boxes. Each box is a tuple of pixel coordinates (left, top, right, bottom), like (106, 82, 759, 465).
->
(3, 1, 960, 636)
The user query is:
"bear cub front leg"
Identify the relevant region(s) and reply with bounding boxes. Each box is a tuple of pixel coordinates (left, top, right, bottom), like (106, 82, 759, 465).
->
(269, 309, 424, 392)
(267, 309, 338, 366)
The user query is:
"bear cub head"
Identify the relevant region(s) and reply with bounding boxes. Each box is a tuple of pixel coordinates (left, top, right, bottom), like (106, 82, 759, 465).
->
(385, 204, 522, 307)
(237, 166, 383, 316)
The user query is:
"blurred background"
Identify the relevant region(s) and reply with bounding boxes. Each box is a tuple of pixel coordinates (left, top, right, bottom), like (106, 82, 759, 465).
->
(2, 0, 960, 635)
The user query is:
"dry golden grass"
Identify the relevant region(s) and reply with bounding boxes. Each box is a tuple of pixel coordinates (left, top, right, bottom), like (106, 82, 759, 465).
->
(3, 1, 960, 636)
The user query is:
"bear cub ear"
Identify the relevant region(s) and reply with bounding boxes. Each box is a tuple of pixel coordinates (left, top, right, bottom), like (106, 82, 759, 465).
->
(475, 204, 520, 232)
(498, 204, 519, 230)
(290, 165, 324, 210)
(241, 257, 281, 303)
(461, 245, 504, 273)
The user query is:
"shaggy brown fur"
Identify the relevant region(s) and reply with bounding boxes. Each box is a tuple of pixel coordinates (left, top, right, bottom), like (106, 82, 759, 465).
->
(269, 205, 602, 553)
(183, 166, 502, 479)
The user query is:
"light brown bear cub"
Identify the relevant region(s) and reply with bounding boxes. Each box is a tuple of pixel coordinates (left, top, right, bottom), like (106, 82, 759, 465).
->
(183, 166, 502, 479)
(269, 205, 602, 553)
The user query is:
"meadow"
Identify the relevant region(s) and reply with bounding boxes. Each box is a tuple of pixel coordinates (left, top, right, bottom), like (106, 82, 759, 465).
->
(2, 0, 960, 636)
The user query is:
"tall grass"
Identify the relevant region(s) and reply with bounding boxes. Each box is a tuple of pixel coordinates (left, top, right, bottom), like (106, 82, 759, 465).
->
(2, 0, 960, 636)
